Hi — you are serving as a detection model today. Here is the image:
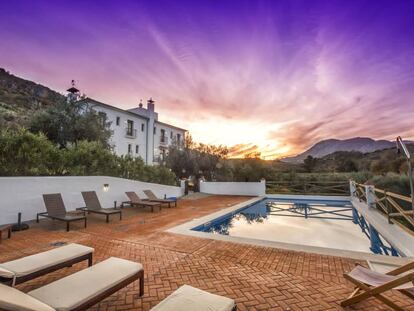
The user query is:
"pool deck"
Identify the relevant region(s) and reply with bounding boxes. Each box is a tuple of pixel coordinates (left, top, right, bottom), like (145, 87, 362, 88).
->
(1, 195, 413, 310)
(352, 197, 414, 257)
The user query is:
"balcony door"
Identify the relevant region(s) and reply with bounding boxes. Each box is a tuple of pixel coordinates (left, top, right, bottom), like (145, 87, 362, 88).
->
(127, 120, 134, 136)
(160, 129, 166, 143)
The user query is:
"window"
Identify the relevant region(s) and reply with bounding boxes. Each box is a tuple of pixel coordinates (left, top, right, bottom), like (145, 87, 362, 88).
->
(128, 144, 132, 154)
(135, 145, 139, 154)
(153, 126, 156, 134)
(127, 120, 134, 136)
(177, 133, 181, 143)
(141, 123, 145, 132)
(98, 112, 106, 127)
(170, 131, 173, 139)
(116, 116, 120, 126)
(160, 129, 166, 142)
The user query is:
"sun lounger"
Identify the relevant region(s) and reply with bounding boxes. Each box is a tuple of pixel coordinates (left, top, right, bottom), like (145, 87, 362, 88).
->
(150, 285, 236, 311)
(341, 261, 414, 310)
(0, 257, 144, 311)
(81, 191, 122, 223)
(0, 243, 93, 286)
(37, 193, 87, 232)
(143, 190, 177, 207)
(125, 191, 161, 212)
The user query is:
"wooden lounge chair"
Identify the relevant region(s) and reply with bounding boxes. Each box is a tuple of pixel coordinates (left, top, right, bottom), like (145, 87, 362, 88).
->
(81, 191, 122, 223)
(150, 284, 237, 311)
(125, 191, 161, 213)
(0, 257, 144, 311)
(37, 194, 87, 232)
(0, 243, 93, 286)
(341, 261, 414, 310)
(144, 189, 177, 208)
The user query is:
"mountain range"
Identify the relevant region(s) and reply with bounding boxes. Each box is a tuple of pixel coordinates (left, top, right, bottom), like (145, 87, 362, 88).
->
(282, 137, 402, 163)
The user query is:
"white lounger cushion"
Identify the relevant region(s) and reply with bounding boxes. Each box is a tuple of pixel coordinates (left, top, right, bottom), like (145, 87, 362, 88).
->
(150, 285, 235, 311)
(29, 257, 142, 311)
(0, 243, 94, 278)
(0, 283, 55, 311)
(0, 266, 14, 278)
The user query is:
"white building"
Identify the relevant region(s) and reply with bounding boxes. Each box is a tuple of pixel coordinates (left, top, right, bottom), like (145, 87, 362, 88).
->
(77, 97, 186, 165)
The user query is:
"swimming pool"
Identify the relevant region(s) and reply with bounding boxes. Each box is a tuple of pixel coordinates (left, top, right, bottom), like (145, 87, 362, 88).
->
(192, 197, 372, 253)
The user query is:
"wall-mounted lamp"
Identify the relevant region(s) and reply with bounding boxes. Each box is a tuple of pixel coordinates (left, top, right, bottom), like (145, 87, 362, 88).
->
(103, 184, 109, 192)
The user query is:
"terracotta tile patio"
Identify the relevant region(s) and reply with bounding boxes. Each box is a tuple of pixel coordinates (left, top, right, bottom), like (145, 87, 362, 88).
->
(1, 195, 413, 310)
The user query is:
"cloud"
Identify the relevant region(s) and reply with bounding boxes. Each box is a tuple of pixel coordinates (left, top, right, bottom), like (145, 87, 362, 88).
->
(228, 144, 260, 158)
(1, 0, 414, 159)
(267, 121, 327, 155)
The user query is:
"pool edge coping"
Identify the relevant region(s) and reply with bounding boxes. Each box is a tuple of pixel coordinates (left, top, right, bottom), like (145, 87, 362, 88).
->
(167, 194, 414, 264)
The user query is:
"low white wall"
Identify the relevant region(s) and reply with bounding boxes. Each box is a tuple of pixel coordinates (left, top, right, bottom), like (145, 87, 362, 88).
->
(0, 176, 184, 225)
(199, 180, 266, 196)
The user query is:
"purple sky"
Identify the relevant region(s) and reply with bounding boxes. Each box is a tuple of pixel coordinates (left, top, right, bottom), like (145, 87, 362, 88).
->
(1, 0, 414, 158)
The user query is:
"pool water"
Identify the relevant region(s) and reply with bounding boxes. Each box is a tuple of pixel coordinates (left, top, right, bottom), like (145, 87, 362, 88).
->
(192, 198, 372, 253)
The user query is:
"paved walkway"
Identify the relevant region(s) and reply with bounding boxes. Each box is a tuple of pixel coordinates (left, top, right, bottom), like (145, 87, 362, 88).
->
(1, 195, 413, 310)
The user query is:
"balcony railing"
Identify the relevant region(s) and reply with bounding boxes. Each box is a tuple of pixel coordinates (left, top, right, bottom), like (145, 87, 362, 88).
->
(160, 136, 168, 145)
(125, 128, 137, 138)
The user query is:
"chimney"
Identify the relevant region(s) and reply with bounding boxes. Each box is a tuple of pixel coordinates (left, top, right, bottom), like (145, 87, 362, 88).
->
(147, 97, 155, 112)
(138, 99, 143, 108)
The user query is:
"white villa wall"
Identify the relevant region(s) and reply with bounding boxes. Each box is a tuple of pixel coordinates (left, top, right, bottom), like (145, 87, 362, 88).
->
(82, 98, 186, 165)
(146, 106, 156, 166)
(0, 176, 183, 225)
(200, 180, 266, 196)
(92, 105, 148, 161)
(153, 121, 186, 162)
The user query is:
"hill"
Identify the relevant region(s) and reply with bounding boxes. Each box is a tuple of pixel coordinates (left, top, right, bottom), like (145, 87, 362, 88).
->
(282, 137, 396, 163)
(308, 144, 414, 174)
(0, 68, 65, 127)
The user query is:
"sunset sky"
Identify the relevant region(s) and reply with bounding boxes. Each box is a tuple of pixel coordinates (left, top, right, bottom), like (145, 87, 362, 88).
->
(1, 0, 414, 159)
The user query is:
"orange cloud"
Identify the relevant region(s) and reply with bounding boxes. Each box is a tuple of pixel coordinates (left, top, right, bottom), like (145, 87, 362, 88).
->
(228, 144, 260, 158)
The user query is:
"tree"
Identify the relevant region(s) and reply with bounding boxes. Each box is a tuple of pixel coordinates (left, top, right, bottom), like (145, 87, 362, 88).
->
(337, 159, 358, 172)
(63, 141, 177, 185)
(165, 133, 229, 181)
(231, 158, 266, 182)
(29, 100, 112, 148)
(0, 128, 61, 175)
(62, 140, 120, 176)
(303, 155, 317, 172)
(0, 129, 177, 185)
